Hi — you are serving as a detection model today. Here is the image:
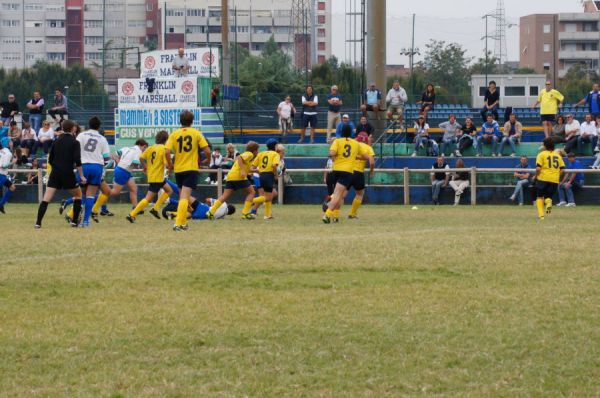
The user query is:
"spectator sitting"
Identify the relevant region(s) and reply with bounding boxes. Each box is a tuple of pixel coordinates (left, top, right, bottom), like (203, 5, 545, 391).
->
(456, 117, 478, 157)
(361, 82, 382, 118)
(595, 115, 600, 153)
(509, 156, 532, 205)
(449, 158, 469, 205)
(557, 152, 583, 207)
(480, 81, 499, 122)
(335, 114, 356, 139)
(355, 115, 374, 144)
(7, 121, 21, 150)
(11, 147, 29, 167)
(430, 155, 449, 205)
(207, 147, 223, 184)
(0, 94, 19, 125)
(222, 143, 239, 169)
(411, 115, 438, 157)
(499, 113, 523, 157)
(20, 122, 37, 157)
(550, 115, 566, 144)
(438, 114, 461, 157)
(477, 113, 501, 157)
(48, 88, 68, 123)
(37, 121, 55, 155)
(386, 80, 408, 127)
(26, 158, 40, 185)
(578, 113, 597, 155)
(563, 114, 580, 154)
(417, 83, 435, 120)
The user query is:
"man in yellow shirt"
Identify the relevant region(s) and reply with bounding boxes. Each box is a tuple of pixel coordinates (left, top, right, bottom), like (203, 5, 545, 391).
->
(127, 130, 174, 223)
(348, 133, 375, 219)
(535, 137, 565, 219)
(251, 139, 281, 219)
(532, 80, 564, 139)
(207, 141, 260, 220)
(165, 110, 211, 231)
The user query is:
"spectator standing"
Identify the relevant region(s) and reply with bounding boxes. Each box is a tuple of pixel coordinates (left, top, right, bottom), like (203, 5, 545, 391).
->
(0, 94, 19, 125)
(386, 80, 408, 127)
(411, 115, 438, 157)
(509, 156, 532, 205)
(48, 88, 68, 123)
(326, 85, 343, 143)
(430, 155, 449, 205)
(480, 81, 500, 122)
(26, 91, 44, 134)
(456, 117, 478, 157)
(595, 114, 600, 153)
(277, 96, 296, 143)
(37, 121, 55, 154)
(557, 153, 583, 207)
(499, 113, 523, 157)
(575, 83, 600, 118)
(334, 114, 356, 139)
(477, 113, 501, 157)
(361, 82, 382, 117)
(563, 114, 581, 154)
(449, 158, 469, 206)
(438, 114, 461, 157)
(299, 85, 318, 144)
(550, 115, 566, 144)
(578, 113, 597, 154)
(20, 122, 37, 157)
(211, 87, 220, 107)
(532, 80, 564, 138)
(207, 147, 223, 184)
(355, 116, 374, 144)
(418, 83, 436, 120)
(172, 48, 190, 77)
(7, 121, 21, 150)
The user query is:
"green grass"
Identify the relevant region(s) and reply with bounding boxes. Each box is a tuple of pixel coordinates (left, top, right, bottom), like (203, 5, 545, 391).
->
(1, 204, 599, 397)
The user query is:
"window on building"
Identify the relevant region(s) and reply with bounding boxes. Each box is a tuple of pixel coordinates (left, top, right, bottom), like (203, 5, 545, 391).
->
(84, 36, 103, 45)
(2, 36, 20, 44)
(318, 55, 326, 63)
(274, 27, 290, 34)
(168, 27, 175, 33)
(85, 53, 102, 61)
(187, 9, 205, 17)
(583, 22, 598, 32)
(505, 86, 525, 96)
(26, 37, 44, 44)
(166, 9, 184, 17)
(530, 86, 539, 96)
(208, 9, 221, 17)
(84, 4, 103, 11)
(274, 10, 290, 18)
(3, 52, 21, 60)
(46, 37, 65, 45)
(25, 20, 43, 28)
(47, 52, 65, 61)
(128, 20, 146, 28)
(1, 19, 20, 27)
(543, 24, 551, 34)
(318, 42, 326, 51)
(207, 26, 220, 33)
(253, 26, 271, 34)
(317, 15, 325, 24)
(84, 20, 103, 28)
(146, 20, 153, 28)
(318, 2, 326, 11)
(189, 25, 205, 33)
(23, 4, 43, 11)
(146, 3, 153, 11)
(47, 20, 65, 28)
(46, 4, 65, 12)
(543, 43, 550, 52)
(564, 23, 576, 33)
(105, 20, 124, 28)
(318, 28, 326, 37)
(253, 10, 271, 18)
(1, 3, 20, 10)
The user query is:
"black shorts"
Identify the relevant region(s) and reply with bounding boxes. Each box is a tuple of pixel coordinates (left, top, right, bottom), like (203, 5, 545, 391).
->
(225, 179, 251, 191)
(332, 171, 353, 189)
(47, 170, 78, 190)
(536, 180, 558, 198)
(259, 172, 275, 193)
(364, 104, 378, 111)
(175, 171, 198, 189)
(148, 180, 167, 193)
(302, 113, 318, 128)
(350, 171, 366, 191)
(540, 114, 555, 123)
(325, 172, 335, 195)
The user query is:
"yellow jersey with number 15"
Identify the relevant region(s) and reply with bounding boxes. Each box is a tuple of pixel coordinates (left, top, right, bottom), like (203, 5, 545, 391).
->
(252, 150, 280, 174)
(140, 144, 166, 183)
(227, 151, 255, 181)
(536, 150, 565, 184)
(165, 127, 209, 173)
(330, 137, 365, 173)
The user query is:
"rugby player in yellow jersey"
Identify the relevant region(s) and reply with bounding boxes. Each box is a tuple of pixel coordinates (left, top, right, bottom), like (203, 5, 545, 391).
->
(535, 137, 565, 219)
(348, 132, 375, 219)
(206, 141, 260, 220)
(250, 139, 281, 219)
(323, 124, 368, 224)
(126, 130, 173, 223)
(165, 110, 211, 231)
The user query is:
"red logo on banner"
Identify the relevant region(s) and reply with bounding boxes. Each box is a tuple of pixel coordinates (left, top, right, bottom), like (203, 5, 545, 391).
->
(122, 82, 135, 95)
(182, 80, 194, 94)
(144, 56, 156, 69)
(202, 52, 214, 66)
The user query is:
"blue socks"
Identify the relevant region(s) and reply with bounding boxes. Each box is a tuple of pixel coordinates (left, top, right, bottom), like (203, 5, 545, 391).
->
(83, 196, 95, 224)
(0, 189, 12, 206)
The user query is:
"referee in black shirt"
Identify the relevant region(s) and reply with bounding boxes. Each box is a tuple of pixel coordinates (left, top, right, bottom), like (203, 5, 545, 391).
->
(35, 120, 87, 228)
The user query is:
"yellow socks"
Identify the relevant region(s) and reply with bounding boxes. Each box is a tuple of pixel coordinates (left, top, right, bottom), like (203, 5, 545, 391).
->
(325, 208, 333, 218)
(264, 202, 272, 217)
(208, 199, 223, 215)
(333, 209, 340, 219)
(92, 193, 109, 213)
(252, 196, 266, 205)
(153, 192, 170, 210)
(242, 201, 252, 215)
(130, 199, 148, 217)
(349, 198, 362, 216)
(544, 198, 552, 212)
(536, 198, 545, 218)
(175, 198, 189, 226)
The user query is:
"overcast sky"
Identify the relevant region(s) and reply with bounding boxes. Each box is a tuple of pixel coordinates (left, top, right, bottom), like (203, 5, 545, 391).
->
(331, 0, 584, 65)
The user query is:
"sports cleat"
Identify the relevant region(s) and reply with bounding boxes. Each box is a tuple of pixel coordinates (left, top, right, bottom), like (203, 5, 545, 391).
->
(173, 225, 187, 232)
(333, 217, 339, 223)
(149, 208, 160, 219)
(181, 224, 189, 231)
(59, 199, 66, 214)
(64, 214, 73, 224)
(126, 215, 135, 223)
(70, 222, 79, 228)
(205, 211, 214, 220)
(0, 205, 5, 214)
(100, 210, 114, 216)
(91, 212, 99, 223)
(539, 216, 545, 220)
(546, 206, 552, 214)
(242, 213, 256, 220)
(264, 216, 274, 220)
(34, 224, 41, 229)
(348, 215, 359, 219)
(79, 222, 89, 228)
(322, 215, 331, 224)
(167, 212, 176, 220)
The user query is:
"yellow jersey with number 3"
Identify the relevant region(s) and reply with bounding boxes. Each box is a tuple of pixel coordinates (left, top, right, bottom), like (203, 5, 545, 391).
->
(330, 138, 365, 173)
(227, 151, 255, 181)
(252, 150, 280, 174)
(353, 143, 375, 173)
(536, 150, 565, 183)
(165, 127, 208, 173)
(140, 144, 166, 183)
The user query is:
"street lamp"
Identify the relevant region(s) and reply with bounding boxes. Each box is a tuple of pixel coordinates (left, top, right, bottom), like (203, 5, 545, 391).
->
(481, 13, 498, 85)
(400, 47, 420, 101)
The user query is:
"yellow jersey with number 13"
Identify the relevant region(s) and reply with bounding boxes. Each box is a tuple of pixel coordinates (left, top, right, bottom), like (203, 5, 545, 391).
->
(536, 150, 565, 184)
(165, 127, 209, 173)
(140, 144, 166, 183)
(330, 137, 365, 173)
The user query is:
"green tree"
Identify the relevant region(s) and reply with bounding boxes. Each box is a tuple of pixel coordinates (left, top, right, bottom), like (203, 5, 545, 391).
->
(559, 63, 599, 103)
(469, 52, 500, 75)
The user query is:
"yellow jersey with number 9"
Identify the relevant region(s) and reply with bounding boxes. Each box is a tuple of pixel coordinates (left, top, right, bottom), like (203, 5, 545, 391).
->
(252, 150, 280, 174)
(330, 138, 364, 173)
(140, 144, 166, 183)
(227, 151, 255, 181)
(353, 143, 375, 173)
(536, 150, 565, 184)
(165, 127, 208, 173)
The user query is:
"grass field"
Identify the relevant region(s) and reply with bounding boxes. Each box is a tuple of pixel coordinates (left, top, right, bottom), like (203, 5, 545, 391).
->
(1, 203, 599, 397)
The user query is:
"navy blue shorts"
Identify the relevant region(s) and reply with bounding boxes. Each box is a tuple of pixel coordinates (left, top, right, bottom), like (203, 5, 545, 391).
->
(0, 174, 13, 188)
(540, 114, 555, 123)
(332, 171, 353, 189)
(302, 113, 318, 129)
(225, 179, 251, 191)
(536, 180, 558, 198)
(350, 171, 365, 191)
(148, 180, 167, 193)
(175, 171, 198, 189)
(259, 172, 275, 193)
(81, 163, 103, 186)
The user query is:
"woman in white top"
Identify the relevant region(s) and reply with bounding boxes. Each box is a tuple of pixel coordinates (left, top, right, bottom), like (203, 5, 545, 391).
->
(37, 121, 55, 154)
(412, 115, 439, 157)
(277, 96, 296, 143)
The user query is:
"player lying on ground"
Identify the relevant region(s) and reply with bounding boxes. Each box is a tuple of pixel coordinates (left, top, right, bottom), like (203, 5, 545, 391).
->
(163, 197, 235, 220)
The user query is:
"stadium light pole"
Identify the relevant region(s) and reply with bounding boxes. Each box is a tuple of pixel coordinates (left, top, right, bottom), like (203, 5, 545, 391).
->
(400, 14, 420, 101)
(481, 13, 498, 85)
(101, 0, 106, 111)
